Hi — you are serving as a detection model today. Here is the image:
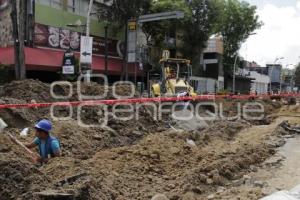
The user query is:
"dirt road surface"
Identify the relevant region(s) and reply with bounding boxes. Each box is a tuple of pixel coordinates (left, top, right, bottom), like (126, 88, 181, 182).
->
(0, 80, 299, 200)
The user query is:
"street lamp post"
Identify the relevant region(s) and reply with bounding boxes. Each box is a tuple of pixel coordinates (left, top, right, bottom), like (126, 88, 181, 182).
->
(85, 0, 94, 83)
(269, 57, 284, 93)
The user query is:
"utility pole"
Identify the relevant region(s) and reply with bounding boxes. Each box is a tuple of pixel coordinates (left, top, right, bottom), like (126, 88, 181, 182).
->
(85, 0, 94, 83)
(11, 0, 20, 79)
(86, 0, 94, 39)
(120, 23, 128, 81)
(125, 21, 129, 81)
(19, 0, 26, 79)
(104, 22, 108, 77)
(10, 0, 26, 80)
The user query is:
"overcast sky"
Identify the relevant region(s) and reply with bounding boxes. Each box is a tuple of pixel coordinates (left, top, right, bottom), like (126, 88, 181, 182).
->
(239, 0, 300, 69)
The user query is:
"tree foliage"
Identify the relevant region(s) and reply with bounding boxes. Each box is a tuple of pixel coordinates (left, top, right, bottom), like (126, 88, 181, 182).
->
(180, 0, 221, 73)
(97, 0, 262, 77)
(142, 0, 219, 73)
(97, 0, 151, 25)
(141, 0, 189, 45)
(96, 0, 151, 79)
(214, 0, 262, 74)
(141, 0, 261, 73)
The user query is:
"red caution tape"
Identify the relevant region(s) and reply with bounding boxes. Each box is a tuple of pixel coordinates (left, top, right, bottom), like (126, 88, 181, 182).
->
(0, 93, 299, 109)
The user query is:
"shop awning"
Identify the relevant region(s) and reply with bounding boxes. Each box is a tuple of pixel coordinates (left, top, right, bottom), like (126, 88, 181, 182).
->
(0, 47, 142, 75)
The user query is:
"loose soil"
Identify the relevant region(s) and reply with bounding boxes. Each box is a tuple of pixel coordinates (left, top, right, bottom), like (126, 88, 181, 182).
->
(0, 79, 296, 200)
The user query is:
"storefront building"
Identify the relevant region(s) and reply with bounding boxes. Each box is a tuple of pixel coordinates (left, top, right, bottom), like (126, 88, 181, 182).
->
(0, 0, 142, 81)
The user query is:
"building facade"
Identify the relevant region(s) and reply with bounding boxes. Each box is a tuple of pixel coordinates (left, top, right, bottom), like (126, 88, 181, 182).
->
(200, 35, 224, 91)
(249, 71, 270, 94)
(281, 68, 295, 92)
(266, 64, 282, 92)
(243, 61, 270, 94)
(0, 0, 14, 47)
(0, 0, 141, 81)
(227, 65, 270, 95)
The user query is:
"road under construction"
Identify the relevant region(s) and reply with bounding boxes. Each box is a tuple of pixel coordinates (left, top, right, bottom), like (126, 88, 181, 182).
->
(0, 79, 300, 200)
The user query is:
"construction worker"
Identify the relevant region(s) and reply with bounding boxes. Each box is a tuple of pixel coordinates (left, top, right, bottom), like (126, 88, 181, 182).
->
(11, 119, 61, 163)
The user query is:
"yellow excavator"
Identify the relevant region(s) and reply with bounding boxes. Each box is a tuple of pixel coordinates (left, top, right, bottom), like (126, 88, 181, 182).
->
(150, 58, 196, 97)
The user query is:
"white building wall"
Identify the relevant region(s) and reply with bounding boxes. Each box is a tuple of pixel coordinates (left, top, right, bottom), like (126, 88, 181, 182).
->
(190, 77, 217, 94)
(249, 71, 270, 94)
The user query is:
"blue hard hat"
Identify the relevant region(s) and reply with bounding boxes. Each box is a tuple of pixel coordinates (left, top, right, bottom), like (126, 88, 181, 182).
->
(35, 119, 52, 133)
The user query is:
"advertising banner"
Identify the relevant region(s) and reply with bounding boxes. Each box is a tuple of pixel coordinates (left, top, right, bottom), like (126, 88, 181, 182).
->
(34, 23, 124, 58)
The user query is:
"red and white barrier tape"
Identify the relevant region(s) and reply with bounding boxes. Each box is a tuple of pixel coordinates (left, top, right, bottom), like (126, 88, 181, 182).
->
(0, 93, 299, 109)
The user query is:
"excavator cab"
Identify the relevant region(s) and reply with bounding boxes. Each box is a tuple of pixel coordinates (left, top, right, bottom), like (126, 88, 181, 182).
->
(150, 58, 196, 97)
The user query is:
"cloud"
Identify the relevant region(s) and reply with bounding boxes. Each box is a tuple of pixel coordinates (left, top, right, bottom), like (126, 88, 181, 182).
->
(240, 3, 300, 68)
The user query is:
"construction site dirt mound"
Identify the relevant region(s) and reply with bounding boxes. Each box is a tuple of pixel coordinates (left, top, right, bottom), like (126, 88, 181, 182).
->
(199, 120, 251, 140)
(2, 79, 135, 102)
(218, 99, 282, 126)
(0, 114, 290, 200)
(2, 79, 52, 103)
(0, 79, 145, 129)
(0, 80, 281, 127)
(0, 97, 49, 129)
(73, 81, 135, 100)
(0, 134, 50, 200)
(51, 117, 164, 159)
(0, 79, 293, 200)
(7, 123, 281, 200)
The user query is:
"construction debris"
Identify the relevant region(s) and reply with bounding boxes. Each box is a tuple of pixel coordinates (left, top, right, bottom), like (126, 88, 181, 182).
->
(0, 79, 298, 199)
(279, 121, 300, 133)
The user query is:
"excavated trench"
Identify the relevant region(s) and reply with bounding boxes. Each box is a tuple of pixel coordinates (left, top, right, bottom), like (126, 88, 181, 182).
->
(0, 79, 297, 200)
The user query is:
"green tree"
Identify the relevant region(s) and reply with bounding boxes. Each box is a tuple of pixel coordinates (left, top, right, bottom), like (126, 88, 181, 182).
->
(142, 0, 261, 76)
(98, 0, 262, 80)
(97, 0, 151, 25)
(142, 0, 218, 73)
(142, 0, 190, 46)
(295, 63, 300, 87)
(97, 0, 151, 80)
(141, 0, 191, 68)
(180, 0, 222, 74)
(214, 0, 262, 76)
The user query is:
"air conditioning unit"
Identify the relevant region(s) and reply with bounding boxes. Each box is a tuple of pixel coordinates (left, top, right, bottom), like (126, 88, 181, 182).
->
(94, 0, 113, 6)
